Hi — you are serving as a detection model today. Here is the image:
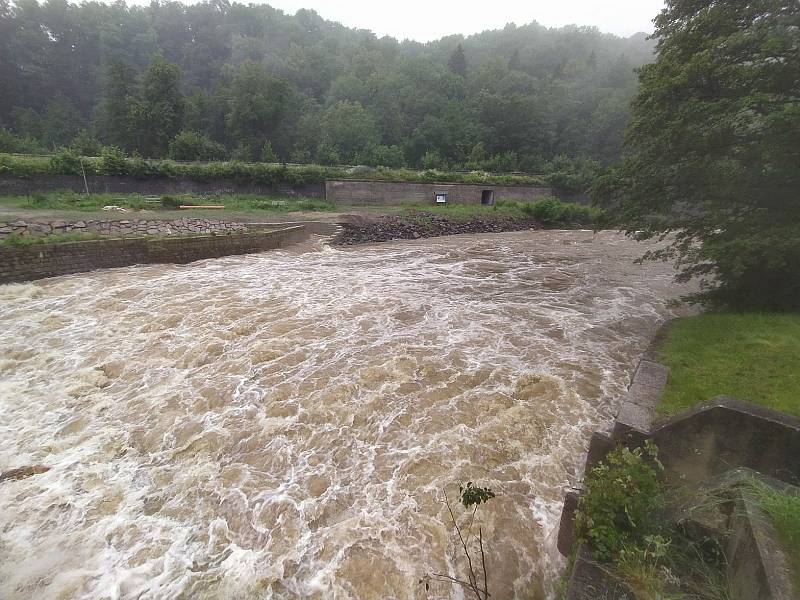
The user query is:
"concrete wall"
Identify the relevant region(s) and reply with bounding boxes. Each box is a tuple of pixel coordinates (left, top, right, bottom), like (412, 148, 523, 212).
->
(0, 218, 249, 239)
(325, 179, 553, 205)
(0, 174, 325, 198)
(0, 226, 307, 284)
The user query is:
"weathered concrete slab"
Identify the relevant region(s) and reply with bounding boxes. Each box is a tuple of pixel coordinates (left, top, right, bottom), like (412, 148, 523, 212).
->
(652, 397, 800, 486)
(728, 489, 798, 600)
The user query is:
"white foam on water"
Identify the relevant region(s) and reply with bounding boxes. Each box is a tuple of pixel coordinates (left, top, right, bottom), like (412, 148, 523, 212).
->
(0, 230, 691, 599)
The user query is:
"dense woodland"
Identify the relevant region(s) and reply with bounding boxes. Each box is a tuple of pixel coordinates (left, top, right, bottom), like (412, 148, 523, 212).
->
(0, 0, 654, 170)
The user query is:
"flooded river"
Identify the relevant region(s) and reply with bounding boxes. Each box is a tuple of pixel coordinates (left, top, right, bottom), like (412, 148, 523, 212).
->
(0, 230, 689, 599)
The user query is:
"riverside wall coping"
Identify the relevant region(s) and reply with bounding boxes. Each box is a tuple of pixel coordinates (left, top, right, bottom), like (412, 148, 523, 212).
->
(0, 226, 308, 284)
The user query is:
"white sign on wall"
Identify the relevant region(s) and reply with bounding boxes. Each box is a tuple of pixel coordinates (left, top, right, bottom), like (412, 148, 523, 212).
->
(435, 193, 447, 203)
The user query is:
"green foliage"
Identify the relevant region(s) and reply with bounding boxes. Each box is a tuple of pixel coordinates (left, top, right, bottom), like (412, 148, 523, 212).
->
(100, 146, 129, 176)
(749, 480, 800, 587)
(227, 61, 291, 159)
(48, 149, 84, 176)
(594, 0, 800, 310)
(0, 128, 46, 154)
(574, 441, 664, 562)
(523, 197, 605, 227)
(459, 482, 495, 509)
(0, 1, 654, 174)
(160, 195, 182, 209)
(168, 131, 227, 161)
(132, 57, 185, 157)
(318, 100, 380, 164)
(1, 152, 555, 188)
(70, 130, 103, 157)
(658, 314, 800, 417)
(260, 141, 278, 163)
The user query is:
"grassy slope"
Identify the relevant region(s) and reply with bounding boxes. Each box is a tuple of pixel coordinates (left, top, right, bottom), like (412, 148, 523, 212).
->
(0, 193, 340, 220)
(658, 313, 800, 416)
(750, 481, 800, 589)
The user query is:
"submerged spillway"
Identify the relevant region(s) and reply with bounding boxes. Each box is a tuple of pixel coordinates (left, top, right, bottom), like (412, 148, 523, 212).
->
(0, 230, 688, 599)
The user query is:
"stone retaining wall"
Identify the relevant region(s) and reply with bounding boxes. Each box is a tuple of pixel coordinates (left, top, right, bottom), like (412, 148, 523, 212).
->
(0, 174, 325, 197)
(325, 179, 555, 205)
(0, 226, 307, 284)
(0, 218, 249, 239)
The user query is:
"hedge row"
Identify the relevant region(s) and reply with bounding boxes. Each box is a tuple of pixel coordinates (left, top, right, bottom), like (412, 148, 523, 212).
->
(0, 151, 550, 188)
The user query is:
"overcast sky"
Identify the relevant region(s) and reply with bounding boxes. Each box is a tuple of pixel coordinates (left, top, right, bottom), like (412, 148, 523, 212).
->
(260, 0, 666, 41)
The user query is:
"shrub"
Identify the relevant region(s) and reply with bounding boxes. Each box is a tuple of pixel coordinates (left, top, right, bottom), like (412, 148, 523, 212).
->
(168, 131, 228, 161)
(99, 146, 129, 175)
(260, 141, 278, 163)
(573, 441, 664, 562)
(524, 196, 605, 227)
(48, 148, 83, 175)
(160, 195, 182, 209)
(420, 150, 446, 170)
(0, 128, 46, 154)
(70, 130, 103, 156)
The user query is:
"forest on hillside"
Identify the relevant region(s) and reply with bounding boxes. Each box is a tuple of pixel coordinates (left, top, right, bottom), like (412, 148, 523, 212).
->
(0, 0, 654, 171)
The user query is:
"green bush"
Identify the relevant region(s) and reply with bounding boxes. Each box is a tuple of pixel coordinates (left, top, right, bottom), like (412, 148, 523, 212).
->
(100, 146, 129, 175)
(160, 195, 182, 209)
(70, 130, 103, 156)
(169, 131, 228, 161)
(1, 152, 557, 188)
(48, 148, 84, 176)
(0, 128, 46, 154)
(573, 441, 664, 562)
(524, 196, 605, 227)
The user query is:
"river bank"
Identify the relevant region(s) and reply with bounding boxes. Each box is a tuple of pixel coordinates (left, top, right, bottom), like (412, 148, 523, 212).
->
(333, 211, 542, 245)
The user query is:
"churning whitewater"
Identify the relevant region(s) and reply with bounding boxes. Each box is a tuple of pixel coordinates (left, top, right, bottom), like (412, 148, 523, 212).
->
(0, 230, 689, 600)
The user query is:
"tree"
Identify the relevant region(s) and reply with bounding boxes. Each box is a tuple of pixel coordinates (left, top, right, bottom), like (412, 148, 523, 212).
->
(448, 43, 467, 77)
(226, 61, 291, 160)
(132, 56, 184, 157)
(317, 100, 380, 164)
(100, 60, 138, 150)
(595, 0, 800, 310)
(421, 482, 496, 600)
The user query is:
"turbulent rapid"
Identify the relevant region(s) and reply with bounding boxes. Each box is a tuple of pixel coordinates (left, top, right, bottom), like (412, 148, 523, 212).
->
(0, 230, 689, 600)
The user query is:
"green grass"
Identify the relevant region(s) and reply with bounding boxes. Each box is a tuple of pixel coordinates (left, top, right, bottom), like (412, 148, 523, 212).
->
(400, 197, 604, 226)
(1, 231, 105, 246)
(658, 314, 800, 417)
(0, 192, 336, 215)
(749, 480, 800, 589)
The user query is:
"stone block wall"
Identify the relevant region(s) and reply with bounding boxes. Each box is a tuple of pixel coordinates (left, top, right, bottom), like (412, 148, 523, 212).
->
(0, 218, 249, 239)
(325, 179, 554, 205)
(0, 174, 325, 198)
(0, 226, 307, 284)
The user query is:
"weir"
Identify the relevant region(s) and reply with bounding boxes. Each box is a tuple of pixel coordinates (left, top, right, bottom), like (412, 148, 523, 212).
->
(0, 230, 691, 599)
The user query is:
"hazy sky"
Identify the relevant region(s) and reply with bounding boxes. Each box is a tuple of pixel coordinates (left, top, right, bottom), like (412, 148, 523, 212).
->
(260, 0, 667, 41)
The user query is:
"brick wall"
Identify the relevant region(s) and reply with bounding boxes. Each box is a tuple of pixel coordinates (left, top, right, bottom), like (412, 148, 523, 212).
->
(0, 226, 307, 284)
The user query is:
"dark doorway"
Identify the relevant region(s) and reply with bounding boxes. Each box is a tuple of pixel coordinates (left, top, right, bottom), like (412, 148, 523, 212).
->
(481, 190, 495, 205)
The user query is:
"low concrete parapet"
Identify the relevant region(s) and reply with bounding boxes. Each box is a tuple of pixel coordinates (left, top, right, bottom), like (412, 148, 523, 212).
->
(652, 397, 800, 486)
(0, 226, 308, 284)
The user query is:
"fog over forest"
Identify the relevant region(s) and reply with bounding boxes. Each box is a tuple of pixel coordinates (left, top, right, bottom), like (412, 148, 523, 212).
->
(0, 0, 654, 170)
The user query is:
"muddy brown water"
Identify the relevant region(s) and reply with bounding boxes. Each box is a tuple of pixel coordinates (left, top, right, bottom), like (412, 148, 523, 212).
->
(0, 230, 691, 599)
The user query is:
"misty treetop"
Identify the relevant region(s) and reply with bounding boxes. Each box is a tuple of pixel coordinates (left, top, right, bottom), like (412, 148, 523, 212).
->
(0, 0, 654, 169)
